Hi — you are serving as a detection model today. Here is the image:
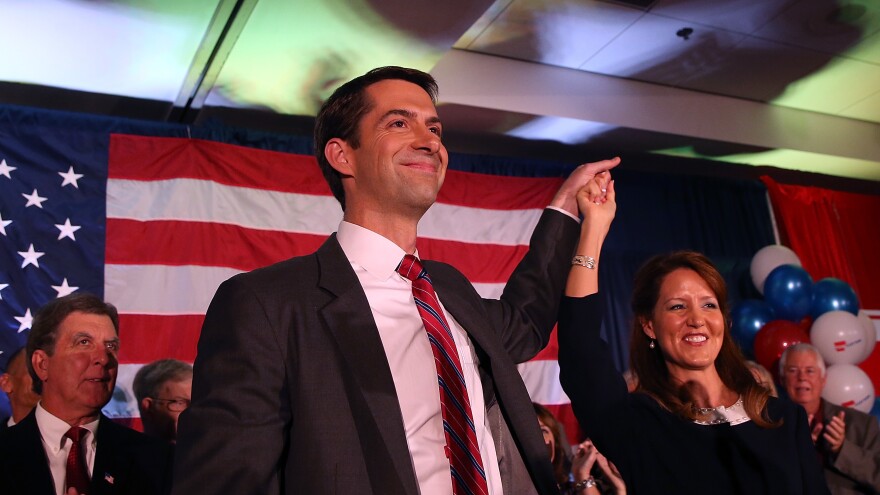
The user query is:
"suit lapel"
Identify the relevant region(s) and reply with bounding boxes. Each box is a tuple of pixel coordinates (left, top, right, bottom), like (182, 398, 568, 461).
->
(5, 412, 56, 495)
(316, 236, 420, 495)
(91, 415, 124, 495)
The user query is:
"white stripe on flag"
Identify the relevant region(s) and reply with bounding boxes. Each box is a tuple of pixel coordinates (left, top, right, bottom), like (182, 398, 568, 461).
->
(107, 178, 343, 234)
(105, 264, 241, 315)
(517, 360, 571, 405)
(107, 178, 544, 246)
(422, 203, 542, 245)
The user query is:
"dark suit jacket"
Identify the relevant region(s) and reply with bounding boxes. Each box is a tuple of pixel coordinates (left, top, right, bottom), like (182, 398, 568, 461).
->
(171, 209, 578, 495)
(820, 400, 880, 495)
(0, 411, 172, 495)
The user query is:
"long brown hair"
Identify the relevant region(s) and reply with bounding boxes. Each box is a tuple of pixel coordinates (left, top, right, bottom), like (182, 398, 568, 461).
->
(628, 251, 779, 428)
(533, 403, 572, 486)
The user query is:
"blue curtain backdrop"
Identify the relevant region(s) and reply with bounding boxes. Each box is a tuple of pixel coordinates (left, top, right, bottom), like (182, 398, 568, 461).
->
(0, 104, 775, 418)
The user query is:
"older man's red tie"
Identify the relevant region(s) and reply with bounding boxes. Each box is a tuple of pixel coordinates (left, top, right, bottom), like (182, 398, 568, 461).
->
(64, 427, 90, 494)
(397, 254, 489, 495)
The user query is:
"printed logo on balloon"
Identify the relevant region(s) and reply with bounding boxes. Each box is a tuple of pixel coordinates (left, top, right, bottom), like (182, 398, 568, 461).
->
(733, 245, 876, 413)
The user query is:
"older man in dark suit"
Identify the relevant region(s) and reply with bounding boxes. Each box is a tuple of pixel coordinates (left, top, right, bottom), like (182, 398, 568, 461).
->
(171, 66, 618, 495)
(0, 293, 172, 495)
(780, 343, 880, 495)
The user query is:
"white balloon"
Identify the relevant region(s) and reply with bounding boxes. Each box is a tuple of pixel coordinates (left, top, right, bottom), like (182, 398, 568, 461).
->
(857, 310, 878, 362)
(811, 311, 869, 365)
(750, 245, 801, 294)
(822, 364, 875, 413)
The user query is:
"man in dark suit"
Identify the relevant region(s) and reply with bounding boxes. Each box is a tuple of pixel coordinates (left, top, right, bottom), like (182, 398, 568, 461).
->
(0, 346, 40, 429)
(0, 293, 172, 495)
(780, 343, 880, 494)
(171, 66, 618, 495)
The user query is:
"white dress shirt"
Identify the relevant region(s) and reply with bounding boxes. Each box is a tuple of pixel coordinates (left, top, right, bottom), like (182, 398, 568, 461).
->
(337, 220, 504, 495)
(35, 402, 99, 495)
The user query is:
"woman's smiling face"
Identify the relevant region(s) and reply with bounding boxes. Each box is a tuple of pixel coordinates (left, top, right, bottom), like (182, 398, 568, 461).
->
(641, 268, 726, 378)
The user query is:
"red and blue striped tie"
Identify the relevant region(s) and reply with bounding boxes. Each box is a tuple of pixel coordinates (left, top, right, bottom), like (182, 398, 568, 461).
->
(397, 254, 489, 495)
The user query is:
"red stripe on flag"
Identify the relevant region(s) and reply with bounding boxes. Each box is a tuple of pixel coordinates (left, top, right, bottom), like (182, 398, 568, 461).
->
(118, 314, 203, 363)
(111, 416, 144, 432)
(106, 218, 531, 283)
(106, 219, 329, 271)
(419, 238, 529, 283)
(438, 170, 562, 210)
(531, 326, 560, 361)
(109, 134, 330, 195)
(543, 403, 584, 447)
(108, 134, 562, 210)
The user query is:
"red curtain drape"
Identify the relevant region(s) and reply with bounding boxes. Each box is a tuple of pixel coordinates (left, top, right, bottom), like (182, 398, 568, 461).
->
(762, 176, 880, 389)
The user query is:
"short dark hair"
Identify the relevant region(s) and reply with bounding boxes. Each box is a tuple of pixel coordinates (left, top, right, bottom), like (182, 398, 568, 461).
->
(313, 66, 438, 211)
(1, 346, 26, 374)
(26, 293, 119, 394)
(133, 359, 193, 406)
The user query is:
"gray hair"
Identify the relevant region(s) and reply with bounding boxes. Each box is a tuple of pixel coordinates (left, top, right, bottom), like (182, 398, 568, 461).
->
(132, 359, 193, 402)
(778, 343, 826, 378)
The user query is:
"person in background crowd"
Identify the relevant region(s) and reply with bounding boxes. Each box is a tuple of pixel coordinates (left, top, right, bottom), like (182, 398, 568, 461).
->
(0, 293, 172, 495)
(780, 343, 880, 494)
(746, 360, 778, 397)
(0, 346, 40, 428)
(556, 172, 830, 494)
(570, 438, 627, 494)
(534, 402, 573, 490)
(172, 65, 620, 495)
(534, 401, 626, 494)
(133, 359, 193, 443)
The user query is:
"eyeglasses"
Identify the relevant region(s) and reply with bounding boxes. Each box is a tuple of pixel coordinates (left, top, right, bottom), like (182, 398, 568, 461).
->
(151, 398, 191, 412)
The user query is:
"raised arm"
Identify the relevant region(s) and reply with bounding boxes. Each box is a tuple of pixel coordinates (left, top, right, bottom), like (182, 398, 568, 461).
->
(557, 171, 630, 459)
(565, 172, 616, 297)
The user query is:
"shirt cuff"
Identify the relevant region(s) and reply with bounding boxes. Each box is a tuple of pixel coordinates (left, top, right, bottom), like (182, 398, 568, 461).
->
(545, 206, 580, 223)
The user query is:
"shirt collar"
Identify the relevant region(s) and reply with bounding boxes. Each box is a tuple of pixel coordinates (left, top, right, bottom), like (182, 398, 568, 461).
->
(35, 402, 100, 448)
(337, 221, 413, 280)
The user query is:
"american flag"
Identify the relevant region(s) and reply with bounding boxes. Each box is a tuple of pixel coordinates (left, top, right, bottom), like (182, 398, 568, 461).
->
(1, 130, 581, 441)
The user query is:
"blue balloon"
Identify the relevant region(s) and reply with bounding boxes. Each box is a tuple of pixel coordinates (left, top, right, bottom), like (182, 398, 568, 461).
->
(871, 397, 880, 425)
(730, 299, 775, 357)
(763, 264, 813, 322)
(811, 277, 859, 319)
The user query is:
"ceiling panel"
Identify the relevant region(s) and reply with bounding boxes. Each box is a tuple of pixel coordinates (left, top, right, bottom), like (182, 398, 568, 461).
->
(463, 0, 643, 69)
(0, 0, 218, 102)
(844, 28, 880, 64)
(675, 35, 834, 102)
(839, 88, 880, 122)
(580, 13, 746, 87)
(203, 0, 493, 116)
(772, 56, 880, 115)
(753, 0, 880, 58)
(649, 0, 798, 34)
(0, 0, 876, 182)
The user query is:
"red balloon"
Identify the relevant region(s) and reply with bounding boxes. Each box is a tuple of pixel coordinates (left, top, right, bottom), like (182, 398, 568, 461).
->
(753, 320, 810, 379)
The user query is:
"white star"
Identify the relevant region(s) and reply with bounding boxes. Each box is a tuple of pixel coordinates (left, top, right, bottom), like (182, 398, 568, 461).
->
(0, 158, 16, 178)
(59, 165, 84, 188)
(14, 308, 33, 333)
(0, 212, 11, 236)
(22, 189, 48, 209)
(55, 218, 81, 241)
(52, 278, 79, 298)
(18, 244, 45, 268)
(0, 283, 8, 300)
